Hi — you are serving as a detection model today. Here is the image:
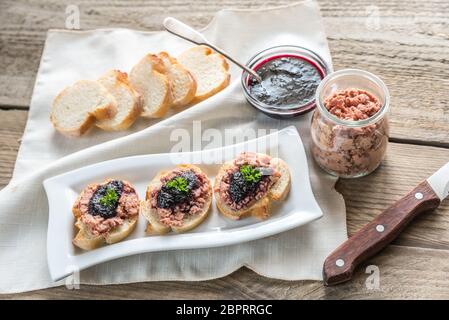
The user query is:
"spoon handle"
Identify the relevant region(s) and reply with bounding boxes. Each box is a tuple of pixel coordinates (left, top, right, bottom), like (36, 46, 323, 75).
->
(163, 17, 207, 45)
(163, 17, 262, 82)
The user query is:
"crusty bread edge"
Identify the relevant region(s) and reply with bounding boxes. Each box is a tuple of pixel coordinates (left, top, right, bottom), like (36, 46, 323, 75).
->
(50, 80, 117, 136)
(158, 51, 197, 108)
(269, 158, 291, 201)
(132, 54, 171, 118)
(96, 70, 143, 131)
(140, 70, 171, 118)
(105, 217, 138, 244)
(91, 98, 118, 121)
(191, 73, 230, 104)
(72, 216, 138, 250)
(183, 46, 230, 103)
(51, 111, 95, 137)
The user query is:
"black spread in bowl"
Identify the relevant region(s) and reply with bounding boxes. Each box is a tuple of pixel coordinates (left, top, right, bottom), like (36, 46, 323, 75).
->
(241, 46, 331, 118)
(249, 55, 323, 108)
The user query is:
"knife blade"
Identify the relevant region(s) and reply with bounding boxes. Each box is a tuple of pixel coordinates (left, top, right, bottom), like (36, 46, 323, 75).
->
(323, 162, 449, 286)
(427, 162, 449, 200)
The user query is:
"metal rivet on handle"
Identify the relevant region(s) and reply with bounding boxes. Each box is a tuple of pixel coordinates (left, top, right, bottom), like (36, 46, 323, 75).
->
(336, 259, 345, 267)
(376, 224, 385, 233)
(415, 192, 423, 200)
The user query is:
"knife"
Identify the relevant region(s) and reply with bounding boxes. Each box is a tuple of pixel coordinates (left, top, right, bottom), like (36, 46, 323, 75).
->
(323, 162, 449, 286)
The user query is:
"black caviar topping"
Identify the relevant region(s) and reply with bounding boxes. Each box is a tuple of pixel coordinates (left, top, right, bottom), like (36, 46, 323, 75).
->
(157, 171, 199, 209)
(88, 180, 124, 219)
(229, 171, 259, 203)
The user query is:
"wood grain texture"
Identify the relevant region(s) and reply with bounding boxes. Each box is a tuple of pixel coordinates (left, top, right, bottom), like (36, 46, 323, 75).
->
(0, 0, 448, 144)
(3, 245, 449, 299)
(337, 144, 449, 250)
(0, 110, 27, 187)
(324, 181, 441, 285)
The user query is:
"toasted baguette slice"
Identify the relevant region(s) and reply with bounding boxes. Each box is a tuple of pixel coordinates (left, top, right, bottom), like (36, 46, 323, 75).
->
(142, 164, 212, 234)
(214, 155, 291, 220)
(96, 70, 143, 131)
(177, 46, 230, 103)
(72, 179, 139, 250)
(158, 52, 197, 107)
(73, 217, 138, 251)
(269, 158, 291, 201)
(129, 54, 170, 118)
(51, 80, 117, 136)
(140, 201, 171, 235)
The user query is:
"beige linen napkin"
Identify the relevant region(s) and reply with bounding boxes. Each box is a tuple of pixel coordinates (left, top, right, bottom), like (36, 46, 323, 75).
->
(0, 0, 347, 293)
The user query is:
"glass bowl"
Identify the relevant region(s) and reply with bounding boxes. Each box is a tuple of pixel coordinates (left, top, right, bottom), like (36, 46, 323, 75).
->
(311, 69, 391, 178)
(241, 45, 331, 118)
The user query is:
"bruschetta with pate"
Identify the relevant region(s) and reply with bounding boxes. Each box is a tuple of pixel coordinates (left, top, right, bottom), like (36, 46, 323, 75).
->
(141, 164, 212, 234)
(72, 179, 139, 250)
(214, 152, 291, 220)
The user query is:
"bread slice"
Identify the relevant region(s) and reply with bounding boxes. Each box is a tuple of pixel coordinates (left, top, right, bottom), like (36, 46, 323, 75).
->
(129, 54, 171, 118)
(269, 158, 291, 201)
(177, 46, 230, 103)
(140, 201, 171, 235)
(158, 52, 197, 107)
(214, 155, 291, 220)
(51, 80, 117, 136)
(96, 70, 143, 131)
(72, 180, 139, 250)
(142, 164, 212, 234)
(73, 217, 138, 251)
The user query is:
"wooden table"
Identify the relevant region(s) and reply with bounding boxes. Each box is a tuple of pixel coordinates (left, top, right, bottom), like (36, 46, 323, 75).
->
(1, 0, 448, 299)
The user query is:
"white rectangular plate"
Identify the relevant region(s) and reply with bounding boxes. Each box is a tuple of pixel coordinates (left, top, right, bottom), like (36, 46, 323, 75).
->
(44, 126, 323, 281)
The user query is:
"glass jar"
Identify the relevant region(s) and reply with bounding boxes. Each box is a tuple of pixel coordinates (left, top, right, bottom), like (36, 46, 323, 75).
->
(241, 45, 331, 118)
(310, 69, 390, 178)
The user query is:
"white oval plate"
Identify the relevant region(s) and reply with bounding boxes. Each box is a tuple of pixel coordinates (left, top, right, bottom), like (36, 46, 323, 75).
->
(44, 126, 323, 281)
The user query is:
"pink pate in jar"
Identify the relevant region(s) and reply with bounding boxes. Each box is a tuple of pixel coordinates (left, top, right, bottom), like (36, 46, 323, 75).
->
(310, 69, 390, 178)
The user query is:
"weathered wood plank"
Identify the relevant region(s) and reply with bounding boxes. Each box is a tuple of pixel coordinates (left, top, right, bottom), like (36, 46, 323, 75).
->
(2, 245, 449, 299)
(337, 143, 449, 250)
(0, 0, 448, 144)
(0, 110, 26, 187)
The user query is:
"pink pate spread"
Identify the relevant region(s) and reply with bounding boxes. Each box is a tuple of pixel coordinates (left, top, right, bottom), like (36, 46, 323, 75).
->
(311, 88, 389, 177)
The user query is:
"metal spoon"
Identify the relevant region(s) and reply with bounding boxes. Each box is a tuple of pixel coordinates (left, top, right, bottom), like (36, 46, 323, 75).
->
(163, 17, 262, 82)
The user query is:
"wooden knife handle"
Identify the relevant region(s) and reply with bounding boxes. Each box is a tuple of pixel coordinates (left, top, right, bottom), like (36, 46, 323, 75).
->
(323, 180, 440, 286)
